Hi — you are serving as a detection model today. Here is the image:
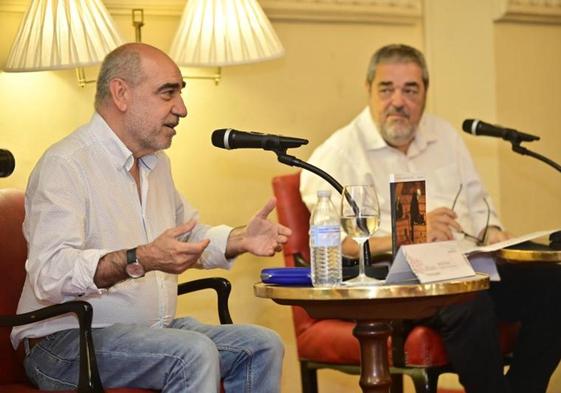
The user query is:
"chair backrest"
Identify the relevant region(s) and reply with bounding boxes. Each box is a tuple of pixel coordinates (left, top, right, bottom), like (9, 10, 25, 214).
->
(271, 172, 311, 267)
(0, 189, 28, 384)
(271, 173, 318, 336)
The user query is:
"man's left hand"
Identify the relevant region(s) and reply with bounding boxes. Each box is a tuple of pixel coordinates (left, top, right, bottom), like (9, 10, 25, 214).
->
(225, 197, 292, 258)
(482, 226, 511, 245)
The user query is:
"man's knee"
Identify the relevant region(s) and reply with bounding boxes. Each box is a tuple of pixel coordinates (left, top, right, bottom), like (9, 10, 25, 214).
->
(438, 292, 496, 333)
(239, 325, 284, 360)
(176, 331, 221, 364)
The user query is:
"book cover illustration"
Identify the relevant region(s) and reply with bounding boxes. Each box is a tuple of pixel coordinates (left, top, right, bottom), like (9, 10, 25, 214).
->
(389, 174, 427, 257)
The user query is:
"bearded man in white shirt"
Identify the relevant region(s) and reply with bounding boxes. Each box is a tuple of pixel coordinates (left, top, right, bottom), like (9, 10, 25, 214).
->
(12, 43, 291, 393)
(301, 44, 561, 393)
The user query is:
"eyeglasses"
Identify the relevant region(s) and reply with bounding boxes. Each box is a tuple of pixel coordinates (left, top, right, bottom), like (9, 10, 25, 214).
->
(451, 184, 490, 246)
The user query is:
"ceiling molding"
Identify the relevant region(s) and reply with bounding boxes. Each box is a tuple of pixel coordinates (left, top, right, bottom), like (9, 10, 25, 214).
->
(259, 0, 422, 24)
(1, 0, 422, 24)
(0, 0, 185, 15)
(494, 0, 561, 24)
(103, 0, 184, 16)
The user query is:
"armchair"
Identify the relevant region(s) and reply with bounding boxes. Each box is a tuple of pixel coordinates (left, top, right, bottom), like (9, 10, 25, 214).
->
(0, 188, 232, 393)
(272, 172, 520, 393)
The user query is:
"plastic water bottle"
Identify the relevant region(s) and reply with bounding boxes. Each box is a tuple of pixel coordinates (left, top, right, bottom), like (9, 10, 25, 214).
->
(309, 190, 342, 287)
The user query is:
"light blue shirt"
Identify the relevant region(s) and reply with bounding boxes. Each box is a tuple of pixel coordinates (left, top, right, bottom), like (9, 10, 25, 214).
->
(12, 113, 233, 348)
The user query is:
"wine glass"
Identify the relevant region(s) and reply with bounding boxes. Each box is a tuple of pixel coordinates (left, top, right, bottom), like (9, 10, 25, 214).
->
(340, 185, 383, 286)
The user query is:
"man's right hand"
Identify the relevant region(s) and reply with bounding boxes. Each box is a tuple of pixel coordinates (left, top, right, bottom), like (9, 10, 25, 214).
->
(137, 220, 210, 274)
(426, 207, 462, 242)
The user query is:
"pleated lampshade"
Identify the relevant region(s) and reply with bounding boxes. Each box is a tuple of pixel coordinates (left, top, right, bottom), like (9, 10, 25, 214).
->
(4, 0, 123, 72)
(169, 0, 285, 67)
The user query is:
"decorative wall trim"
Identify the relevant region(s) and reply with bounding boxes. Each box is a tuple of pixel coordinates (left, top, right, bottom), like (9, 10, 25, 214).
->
(3, 0, 561, 24)
(104, 0, 184, 16)
(259, 0, 421, 24)
(494, 0, 561, 24)
(0, 1, 185, 15)
(0, 0, 422, 24)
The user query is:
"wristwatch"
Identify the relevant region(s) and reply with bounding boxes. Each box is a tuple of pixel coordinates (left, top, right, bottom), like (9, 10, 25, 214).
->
(126, 247, 145, 279)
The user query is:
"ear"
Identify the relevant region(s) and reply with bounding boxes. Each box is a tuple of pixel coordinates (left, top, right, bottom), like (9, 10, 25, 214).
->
(108, 78, 130, 112)
(364, 80, 372, 95)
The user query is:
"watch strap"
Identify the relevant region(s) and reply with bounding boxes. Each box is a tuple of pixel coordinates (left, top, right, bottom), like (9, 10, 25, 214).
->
(126, 247, 137, 264)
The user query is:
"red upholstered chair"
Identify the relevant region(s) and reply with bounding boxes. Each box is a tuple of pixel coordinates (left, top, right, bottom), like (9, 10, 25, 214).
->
(272, 172, 520, 393)
(0, 188, 231, 393)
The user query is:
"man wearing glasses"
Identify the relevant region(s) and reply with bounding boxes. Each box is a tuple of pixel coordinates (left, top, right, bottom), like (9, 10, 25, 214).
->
(301, 44, 560, 393)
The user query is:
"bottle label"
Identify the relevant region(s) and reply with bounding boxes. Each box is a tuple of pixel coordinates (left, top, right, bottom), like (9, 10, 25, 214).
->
(310, 225, 341, 247)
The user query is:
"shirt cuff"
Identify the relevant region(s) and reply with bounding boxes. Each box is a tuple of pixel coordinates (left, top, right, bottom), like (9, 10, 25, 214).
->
(74, 249, 112, 296)
(201, 225, 235, 269)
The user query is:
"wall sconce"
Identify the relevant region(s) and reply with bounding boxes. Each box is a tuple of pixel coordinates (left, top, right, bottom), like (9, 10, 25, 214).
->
(170, 0, 285, 85)
(132, 8, 144, 43)
(3, 0, 123, 87)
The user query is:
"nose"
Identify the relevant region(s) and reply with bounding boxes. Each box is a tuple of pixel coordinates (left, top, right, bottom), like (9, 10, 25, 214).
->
(173, 95, 188, 118)
(390, 89, 405, 108)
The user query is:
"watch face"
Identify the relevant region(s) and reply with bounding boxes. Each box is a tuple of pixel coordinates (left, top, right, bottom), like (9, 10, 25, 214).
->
(126, 262, 145, 279)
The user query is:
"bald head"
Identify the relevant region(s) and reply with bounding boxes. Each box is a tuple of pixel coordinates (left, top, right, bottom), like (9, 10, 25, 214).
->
(94, 43, 177, 111)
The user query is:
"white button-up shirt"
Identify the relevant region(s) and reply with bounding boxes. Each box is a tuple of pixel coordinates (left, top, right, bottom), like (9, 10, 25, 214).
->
(11, 113, 233, 348)
(300, 107, 502, 239)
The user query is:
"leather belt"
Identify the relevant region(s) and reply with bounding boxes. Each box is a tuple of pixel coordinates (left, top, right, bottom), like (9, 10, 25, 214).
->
(15, 337, 44, 364)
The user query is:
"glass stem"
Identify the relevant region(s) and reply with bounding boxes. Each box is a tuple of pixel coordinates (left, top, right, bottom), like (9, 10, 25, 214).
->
(358, 239, 367, 278)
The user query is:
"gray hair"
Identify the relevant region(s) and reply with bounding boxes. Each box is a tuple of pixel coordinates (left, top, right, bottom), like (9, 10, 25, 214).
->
(94, 44, 145, 110)
(366, 44, 429, 89)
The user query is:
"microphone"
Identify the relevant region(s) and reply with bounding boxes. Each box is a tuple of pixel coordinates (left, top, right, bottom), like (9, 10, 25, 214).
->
(211, 128, 308, 151)
(0, 149, 15, 178)
(462, 119, 540, 143)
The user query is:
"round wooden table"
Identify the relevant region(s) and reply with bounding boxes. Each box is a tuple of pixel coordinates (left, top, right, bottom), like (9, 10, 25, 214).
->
(254, 274, 489, 393)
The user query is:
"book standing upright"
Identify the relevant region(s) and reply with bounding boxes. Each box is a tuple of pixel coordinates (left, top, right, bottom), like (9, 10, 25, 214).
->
(389, 174, 427, 257)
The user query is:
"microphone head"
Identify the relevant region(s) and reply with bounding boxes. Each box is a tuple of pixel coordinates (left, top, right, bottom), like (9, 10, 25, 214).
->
(0, 149, 15, 178)
(211, 129, 229, 149)
(462, 119, 478, 134)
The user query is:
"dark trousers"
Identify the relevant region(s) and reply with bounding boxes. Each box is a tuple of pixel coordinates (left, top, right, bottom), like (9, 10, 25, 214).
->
(422, 262, 561, 393)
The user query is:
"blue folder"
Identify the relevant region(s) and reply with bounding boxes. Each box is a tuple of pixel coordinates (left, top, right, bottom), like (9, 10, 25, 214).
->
(260, 267, 312, 286)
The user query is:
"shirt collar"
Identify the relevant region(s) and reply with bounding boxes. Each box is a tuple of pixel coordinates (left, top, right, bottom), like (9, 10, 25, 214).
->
(90, 113, 158, 172)
(356, 107, 388, 151)
(357, 106, 438, 157)
(406, 115, 439, 158)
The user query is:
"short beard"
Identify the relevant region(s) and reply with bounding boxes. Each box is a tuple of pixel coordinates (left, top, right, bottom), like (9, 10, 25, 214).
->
(379, 120, 416, 148)
(126, 110, 171, 154)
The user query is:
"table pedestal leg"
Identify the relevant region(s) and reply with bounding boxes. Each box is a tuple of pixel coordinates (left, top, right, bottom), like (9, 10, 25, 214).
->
(352, 321, 392, 393)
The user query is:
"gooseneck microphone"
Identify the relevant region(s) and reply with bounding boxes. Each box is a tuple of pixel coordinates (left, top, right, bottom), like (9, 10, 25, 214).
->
(211, 128, 308, 151)
(211, 128, 374, 264)
(462, 119, 540, 143)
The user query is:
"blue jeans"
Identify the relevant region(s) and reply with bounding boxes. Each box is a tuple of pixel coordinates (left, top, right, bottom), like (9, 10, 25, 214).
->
(24, 317, 284, 393)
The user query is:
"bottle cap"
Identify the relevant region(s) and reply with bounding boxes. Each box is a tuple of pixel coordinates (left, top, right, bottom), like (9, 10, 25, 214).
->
(317, 189, 332, 198)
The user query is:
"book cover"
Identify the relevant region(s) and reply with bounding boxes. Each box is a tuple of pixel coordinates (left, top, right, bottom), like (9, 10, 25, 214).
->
(389, 174, 427, 257)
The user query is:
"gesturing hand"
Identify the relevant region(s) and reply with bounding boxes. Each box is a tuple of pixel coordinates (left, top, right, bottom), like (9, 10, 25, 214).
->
(138, 220, 210, 274)
(226, 197, 292, 257)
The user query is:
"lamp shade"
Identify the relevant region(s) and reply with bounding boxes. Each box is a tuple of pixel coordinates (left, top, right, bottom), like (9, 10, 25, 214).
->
(170, 0, 285, 67)
(4, 0, 124, 72)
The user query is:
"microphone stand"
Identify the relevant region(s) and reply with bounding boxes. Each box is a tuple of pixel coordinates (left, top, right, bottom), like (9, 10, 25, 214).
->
(274, 150, 373, 266)
(509, 142, 561, 173)
(508, 138, 561, 249)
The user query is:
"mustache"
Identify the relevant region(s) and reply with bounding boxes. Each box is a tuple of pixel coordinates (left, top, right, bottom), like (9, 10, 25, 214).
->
(385, 107, 409, 118)
(164, 119, 179, 128)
